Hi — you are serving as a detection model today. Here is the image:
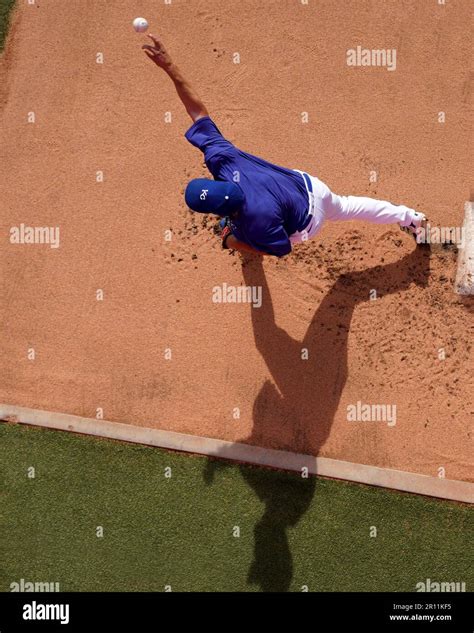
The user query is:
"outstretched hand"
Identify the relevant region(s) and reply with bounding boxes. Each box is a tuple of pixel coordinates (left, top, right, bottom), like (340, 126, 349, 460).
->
(141, 34, 209, 123)
(142, 35, 173, 70)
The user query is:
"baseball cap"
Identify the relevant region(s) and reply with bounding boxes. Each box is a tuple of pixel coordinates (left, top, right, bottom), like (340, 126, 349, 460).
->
(185, 179, 245, 217)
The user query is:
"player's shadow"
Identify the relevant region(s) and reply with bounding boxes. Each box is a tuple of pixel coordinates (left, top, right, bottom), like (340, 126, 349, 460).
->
(203, 246, 430, 592)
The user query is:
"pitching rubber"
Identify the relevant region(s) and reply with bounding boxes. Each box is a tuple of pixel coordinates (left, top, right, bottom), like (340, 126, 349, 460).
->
(455, 202, 474, 295)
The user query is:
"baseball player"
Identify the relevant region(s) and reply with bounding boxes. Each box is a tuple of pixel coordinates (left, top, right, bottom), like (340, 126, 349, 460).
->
(143, 36, 427, 257)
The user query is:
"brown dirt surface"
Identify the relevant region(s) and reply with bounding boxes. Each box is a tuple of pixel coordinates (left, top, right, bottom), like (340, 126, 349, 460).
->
(1, 0, 472, 482)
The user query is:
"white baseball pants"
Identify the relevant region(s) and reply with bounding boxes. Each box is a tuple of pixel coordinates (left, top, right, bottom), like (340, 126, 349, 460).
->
(290, 171, 420, 244)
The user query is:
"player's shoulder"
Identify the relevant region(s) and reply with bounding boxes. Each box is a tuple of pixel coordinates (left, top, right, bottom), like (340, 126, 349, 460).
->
(186, 115, 221, 138)
(185, 116, 236, 156)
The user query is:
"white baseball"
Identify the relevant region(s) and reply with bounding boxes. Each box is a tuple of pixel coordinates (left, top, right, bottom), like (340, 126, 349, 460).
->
(133, 17, 149, 33)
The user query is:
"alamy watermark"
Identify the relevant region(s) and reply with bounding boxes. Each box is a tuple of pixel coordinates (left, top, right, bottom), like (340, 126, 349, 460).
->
(9, 224, 60, 248)
(347, 401, 397, 427)
(415, 224, 465, 247)
(416, 578, 466, 592)
(22, 601, 69, 626)
(347, 46, 397, 72)
(212, 283, 262, 308)
(10, 578, 60, 592)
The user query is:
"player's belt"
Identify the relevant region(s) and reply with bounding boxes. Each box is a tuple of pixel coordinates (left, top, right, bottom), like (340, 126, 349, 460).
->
(298, 171, 316, 231)
(301, 172, 313, 195)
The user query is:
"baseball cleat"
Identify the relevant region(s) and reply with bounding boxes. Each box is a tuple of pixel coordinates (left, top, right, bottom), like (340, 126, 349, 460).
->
(400, 212, 428, 243)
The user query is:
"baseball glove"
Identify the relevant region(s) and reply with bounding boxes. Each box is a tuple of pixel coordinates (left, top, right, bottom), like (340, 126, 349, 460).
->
(215, 217, 234, 249)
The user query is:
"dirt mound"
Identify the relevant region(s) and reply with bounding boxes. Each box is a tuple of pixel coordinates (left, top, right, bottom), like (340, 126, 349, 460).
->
(1, 0, 472, 481)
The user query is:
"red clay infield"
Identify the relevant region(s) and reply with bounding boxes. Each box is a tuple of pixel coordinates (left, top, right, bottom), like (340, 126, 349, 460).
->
(1, 0, 472, 482)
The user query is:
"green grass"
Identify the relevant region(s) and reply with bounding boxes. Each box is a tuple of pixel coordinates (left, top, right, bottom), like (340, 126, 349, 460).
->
(0, 423, 472, 592)
(0, 0, 15, 51)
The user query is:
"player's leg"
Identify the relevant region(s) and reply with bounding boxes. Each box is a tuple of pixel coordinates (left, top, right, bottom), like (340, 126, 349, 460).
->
(322, 188, 426, 235)
(326, 192, 416, 224)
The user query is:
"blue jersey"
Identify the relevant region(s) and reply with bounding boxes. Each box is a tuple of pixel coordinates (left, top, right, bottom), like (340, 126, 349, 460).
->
(185, 117, 309, 257)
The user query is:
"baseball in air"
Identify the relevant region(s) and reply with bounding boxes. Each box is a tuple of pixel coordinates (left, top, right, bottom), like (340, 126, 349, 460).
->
(133, 17, 149, 33)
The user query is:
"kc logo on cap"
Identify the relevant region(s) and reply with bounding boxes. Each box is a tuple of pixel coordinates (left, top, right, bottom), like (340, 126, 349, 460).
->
(185, 178, 245, 216)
